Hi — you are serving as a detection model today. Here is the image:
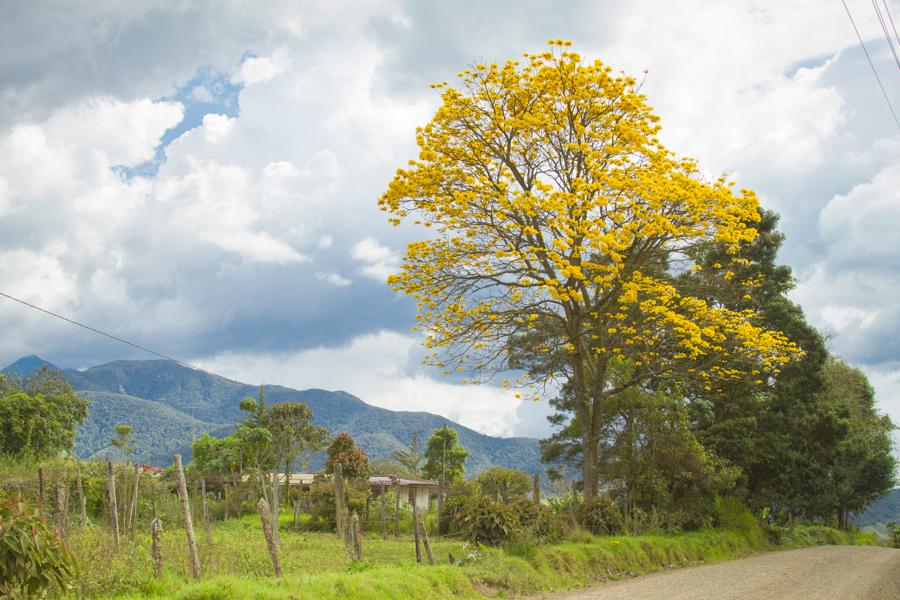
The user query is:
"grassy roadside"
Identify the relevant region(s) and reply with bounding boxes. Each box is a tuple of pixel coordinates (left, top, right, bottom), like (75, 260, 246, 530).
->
(66, 518, 878, 599)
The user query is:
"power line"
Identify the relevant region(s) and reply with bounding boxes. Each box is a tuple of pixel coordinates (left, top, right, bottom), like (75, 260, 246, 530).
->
(0, 289, 254, 440)
(0, 290, 203, 372)
(871, 0, 900, 69)
(842, 0, 900, 131)
(883, 0, 900, 48)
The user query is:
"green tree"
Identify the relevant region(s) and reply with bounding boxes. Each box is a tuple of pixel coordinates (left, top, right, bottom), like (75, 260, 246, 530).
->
(0, 367, 88, 459)
(423, 425, 469, 484)
(110, 424, 135, 458)
(264, 402, 329, 476)
(380, 42, 799, 499)
(474, 467, 531, 502)
(264, 402, 329, 539)
(324, 432, 372, 480)
(392, 431, 425, 476)
(683, 209, 835, 517)
(818, 359, 896, 529)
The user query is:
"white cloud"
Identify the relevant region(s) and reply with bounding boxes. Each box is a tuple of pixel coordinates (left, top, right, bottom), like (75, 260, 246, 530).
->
(1, 0, 898, 450)
(820, 306, 879, 332)
(233, 54, 287, 86)
(44, 97, 183, 166)
(316, 272, 351, 286)
(351, 237, 400, 281)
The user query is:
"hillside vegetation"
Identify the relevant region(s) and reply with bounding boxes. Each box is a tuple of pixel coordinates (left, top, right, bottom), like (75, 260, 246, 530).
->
(2, 356, 542, 475)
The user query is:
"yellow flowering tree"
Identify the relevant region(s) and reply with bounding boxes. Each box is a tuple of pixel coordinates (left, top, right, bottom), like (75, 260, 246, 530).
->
(379, 41, 800, 497)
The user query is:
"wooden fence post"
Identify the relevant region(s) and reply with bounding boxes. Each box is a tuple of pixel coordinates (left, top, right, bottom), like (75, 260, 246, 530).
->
(350, 512, 363, 561)
(416, 511, 435, 565)
(380, 483, 387, 540)
(333, 463, 347, 538)
(174, 454, 201, 580)
(533, 471, 540, 505)
(412, 502, 421, 564)
(201, 477, 211, 545)
(127, 465, 141, 535)
(257, 497, 282, 578)
(107, 461, 119, 546)
(436, 476, 444, 532)
(394, 482, 401, 536)
(151, 518, 164, 579)
(76, 466, 88, 526)
(53, 481, 67, 538)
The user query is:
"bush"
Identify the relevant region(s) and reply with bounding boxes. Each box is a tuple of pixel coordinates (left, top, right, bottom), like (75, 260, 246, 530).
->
(439, 495, 469, 535)
(714, 497, 757, 532)
(459, 496, 519, 545)
(474, 467, 532, 502)
(0, 493, 77, 598)
(578, 496, 624, 536)
(509, 498, 552, 538)
(305, 477, 369, 530)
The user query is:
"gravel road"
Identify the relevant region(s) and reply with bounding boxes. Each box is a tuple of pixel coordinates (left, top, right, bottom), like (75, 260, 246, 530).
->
(533, 546, 900, 600)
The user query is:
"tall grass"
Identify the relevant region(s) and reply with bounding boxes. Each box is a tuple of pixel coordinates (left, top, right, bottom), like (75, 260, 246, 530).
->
(57, 508, 879, 599)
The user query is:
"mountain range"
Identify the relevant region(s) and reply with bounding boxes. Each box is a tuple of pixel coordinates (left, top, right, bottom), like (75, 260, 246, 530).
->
(2, 355, 544, 477)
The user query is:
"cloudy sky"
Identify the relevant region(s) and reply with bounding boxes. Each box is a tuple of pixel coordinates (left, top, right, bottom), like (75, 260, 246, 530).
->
(1, 1, 899, 447)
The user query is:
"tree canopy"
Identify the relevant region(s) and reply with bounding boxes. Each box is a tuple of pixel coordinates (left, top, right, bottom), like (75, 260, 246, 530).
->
(325, 432, 372, 480)
(0, 367, 88, 460)
(422, 425, 469, 484)
(380, 41, 800, 496)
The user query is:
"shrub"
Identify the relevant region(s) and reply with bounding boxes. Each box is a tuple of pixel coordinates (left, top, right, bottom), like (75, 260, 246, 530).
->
(439, 495, 469, 535)
(305, 477, 369, 530)
(459, 496, 519, 545)
(887, 521, 899, 549)
(714, 497, 757, 532)
(0, 493, 77, 598)
(509, 498, 552, 538)
(474, 467, 531, 502)
(578, 496, 625, 536)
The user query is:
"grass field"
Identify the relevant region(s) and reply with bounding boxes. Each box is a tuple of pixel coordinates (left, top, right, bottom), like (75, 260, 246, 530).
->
(59, 509, 879, 599)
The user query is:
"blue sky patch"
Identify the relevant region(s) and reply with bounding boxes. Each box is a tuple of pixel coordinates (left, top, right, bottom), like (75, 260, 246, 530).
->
(113, 64, 244, 179)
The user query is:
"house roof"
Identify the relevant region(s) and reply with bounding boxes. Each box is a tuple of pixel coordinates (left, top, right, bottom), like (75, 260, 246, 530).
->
(250, 472, 439, 488)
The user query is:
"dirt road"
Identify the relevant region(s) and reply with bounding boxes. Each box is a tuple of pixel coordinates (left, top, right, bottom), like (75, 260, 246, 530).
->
(535, 546, 900, 600)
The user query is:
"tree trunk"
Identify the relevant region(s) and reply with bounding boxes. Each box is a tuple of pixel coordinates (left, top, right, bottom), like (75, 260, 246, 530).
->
(257, 497, 282, 577)
(38, 467, 44, 503)
(107, 461, 119, 546)
(581, 408, 600, 501)
(174, 454, 201, 580)
(151, 518, 164, 579)
(532, 471, 541, 504)
(569, 477, 580, 527)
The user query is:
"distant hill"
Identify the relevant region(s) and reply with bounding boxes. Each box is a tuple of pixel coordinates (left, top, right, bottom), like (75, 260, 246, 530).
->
(3, 355, 544, 476)
(853, 488, 900, 531)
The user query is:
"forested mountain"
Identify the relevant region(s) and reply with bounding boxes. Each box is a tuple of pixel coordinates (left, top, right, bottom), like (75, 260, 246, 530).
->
(2, 356, 542, 475)
(853, 487, 900, 529)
